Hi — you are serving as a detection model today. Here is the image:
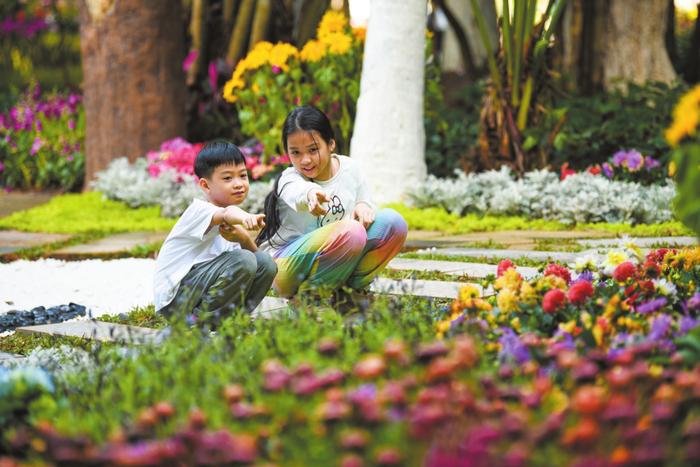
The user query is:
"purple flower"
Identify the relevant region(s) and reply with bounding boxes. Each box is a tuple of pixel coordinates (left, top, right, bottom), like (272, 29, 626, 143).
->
(67, 119, 75, 130)
(602, 162, 614, 179)
(636, 297, 667, 314)
(35, 119, 42, 132)
(271, 65, 282, 74)
(612, 150, 628, 167)
(498, 328, 530, 364)
(645, 157, 660, 170)
(0, 161, 4, 173)
(348, 384, 377, 405)
(679, 315, 700, 334)
(572, 270, 595, 285)
(30, 136, 43, 155)
(625, 150, 644, 171)
(687, 293, 700, 312)
(648, 314, 672, 341)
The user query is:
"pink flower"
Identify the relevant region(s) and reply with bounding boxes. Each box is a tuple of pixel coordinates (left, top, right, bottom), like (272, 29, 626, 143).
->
(497, 259, 515, 277)
(183, 50, 198, 72)
(0, 161, 4, 173)
(567, 280, 594, 305)
(208, 61, 217, 92)
(544, 263, 571, 284)
(560, 163, 575, 180)
(30, 136, 43, 155)
(543, 289, 566, 313)
(613, 261, 637, 282)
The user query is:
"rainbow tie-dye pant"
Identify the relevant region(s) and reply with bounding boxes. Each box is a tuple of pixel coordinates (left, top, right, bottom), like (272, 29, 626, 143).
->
(272, 208, 408, 297)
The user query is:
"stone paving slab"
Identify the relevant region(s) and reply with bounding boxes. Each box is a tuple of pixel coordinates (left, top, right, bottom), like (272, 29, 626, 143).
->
(252, 297, 290, 318)
(578, 236, 698, 248)
(404, 230, 611, 251)
(0, 230, 72, 251)
(0, 351, 26, 365)
(0, 192, 56, 218)
(369, 277, 477, 299)
(16, 320, 162, 344)
(52, 231, 168, 256)
(387, 257, 539, 279)
(427, 247, 587, 263)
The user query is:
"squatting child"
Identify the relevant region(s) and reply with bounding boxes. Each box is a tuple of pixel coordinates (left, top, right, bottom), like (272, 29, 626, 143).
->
(154, 141, 276, 325)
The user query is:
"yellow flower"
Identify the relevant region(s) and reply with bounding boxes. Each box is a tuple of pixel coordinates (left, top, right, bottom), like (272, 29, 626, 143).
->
(519, 281, 537, 304)
(322, 32, 353, 55)
(300, 39, 327, 62)
(268, 43, 298, 71)
(510, 317, 521, 332)
(495, 268, 522, 292)
(666, 84, 700, 147)
(317, 10, 348, 40)
(222, 78, 243, 103)
(245, 41, 274, 70)
(559, 320, 577, 334)
(592, 324, 604, 347)
(668, 160, 677, 177)
(497, 289, 519, 312)
(459, 285, 481, 300)
(581, 311, 592, 329)
(535, 275, 566, 292)
(436, 320, 451, 334)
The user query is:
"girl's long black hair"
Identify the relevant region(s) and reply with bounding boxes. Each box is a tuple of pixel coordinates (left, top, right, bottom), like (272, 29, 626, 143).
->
(255, 105, 336, 247)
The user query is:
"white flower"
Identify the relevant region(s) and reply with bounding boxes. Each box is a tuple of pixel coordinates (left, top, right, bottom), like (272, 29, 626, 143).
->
(572, 254, 600, 272)
(653, 278, 678, 297)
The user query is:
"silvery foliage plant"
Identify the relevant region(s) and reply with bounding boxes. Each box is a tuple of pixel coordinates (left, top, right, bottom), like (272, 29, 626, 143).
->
(408, 167, 676, 225)
(92, 158, 273, 218)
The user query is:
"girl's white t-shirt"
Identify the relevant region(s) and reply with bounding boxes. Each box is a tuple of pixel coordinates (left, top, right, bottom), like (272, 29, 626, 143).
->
(259, 155, 374, 254)
(153, 199, 240, 311)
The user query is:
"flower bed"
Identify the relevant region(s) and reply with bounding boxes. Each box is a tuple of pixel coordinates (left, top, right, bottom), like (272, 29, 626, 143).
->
(1, 244, 699, 465)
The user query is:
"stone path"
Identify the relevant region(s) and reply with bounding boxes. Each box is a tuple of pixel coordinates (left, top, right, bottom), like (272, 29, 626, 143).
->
(387, 257, 539, 279)
(52, 232, 168, 257)
(16, 320, 162, 344)
(0, 191, 56, 218)
(577, 236, 698, 248)
(0, 230, 72, 254)
(0, 351, 25, 365)
(424, 247, 586, 263)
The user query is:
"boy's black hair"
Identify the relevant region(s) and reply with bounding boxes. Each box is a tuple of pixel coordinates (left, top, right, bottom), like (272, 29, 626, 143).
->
(256, 105, 335, 247)
(194, 140, 247, 179)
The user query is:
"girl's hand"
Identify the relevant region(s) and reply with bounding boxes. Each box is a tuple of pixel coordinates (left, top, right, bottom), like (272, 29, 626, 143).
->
(353, 203, 375, 229)
(307, 189, 330, 217)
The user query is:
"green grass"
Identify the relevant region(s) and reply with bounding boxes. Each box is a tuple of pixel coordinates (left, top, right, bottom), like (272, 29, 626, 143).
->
(379, 268, 479, 283)
(98, 305, 168, 329)
(0, 332, 97, 356)
(389, 204, 693, 237)
(398, 251, 548, 268)
(0, 192, 175, 234)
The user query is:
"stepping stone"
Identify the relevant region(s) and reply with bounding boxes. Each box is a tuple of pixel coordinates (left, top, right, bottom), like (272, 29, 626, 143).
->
(369, 277, 481, 299)
(0, 191, 56, 218)
(0, 351, 26, 365)
(252, 296, 289, 318)
(52, 231, 168, 257)
(426, 247, 585, 263)
(0, 230, 72, 254)
(16, 320, 161, 344)
(387, 257, 539, 279)
(578, 236, 698, 248)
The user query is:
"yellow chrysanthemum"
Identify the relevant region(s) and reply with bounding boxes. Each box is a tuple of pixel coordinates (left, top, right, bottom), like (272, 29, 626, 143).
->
(268, 42, 299, 71)
(322, 32, 352, 55)
(666, 84, 700, 146)
(459, 285, 481, 300)
(222, 78, 243, 103)
(300, 39, 327, 62)
(535, 274, 567, 292)
(245, 41, 274, 70)
(497, 288, 519, 312)
(494, 268, 522, 292)
(519, 281, 537, 304)
(317, 10, 348, 40)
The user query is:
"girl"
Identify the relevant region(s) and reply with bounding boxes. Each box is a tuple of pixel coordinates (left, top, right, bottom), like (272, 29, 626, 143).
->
(256, 105, 408, 299)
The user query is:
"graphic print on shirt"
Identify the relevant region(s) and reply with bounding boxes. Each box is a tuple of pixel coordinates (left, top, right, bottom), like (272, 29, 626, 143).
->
(318, 195, 345, 227)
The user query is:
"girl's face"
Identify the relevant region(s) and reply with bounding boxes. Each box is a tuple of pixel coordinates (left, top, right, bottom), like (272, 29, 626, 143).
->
(286, 130, 336, 181)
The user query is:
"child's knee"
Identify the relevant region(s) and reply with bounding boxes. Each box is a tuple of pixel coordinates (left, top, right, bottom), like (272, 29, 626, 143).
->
(334, 220, 368, 253)
(255, 251, 278, 279)
(377, 208, 408, 235)
(222, 250, 257, 280)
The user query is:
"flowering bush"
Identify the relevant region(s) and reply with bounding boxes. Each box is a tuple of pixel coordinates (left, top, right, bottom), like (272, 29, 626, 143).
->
(438, 243, 700, 358)
(93, 138, 273, 218)
(223, 11, 365, 157)
(560, 148, 668, 186)
(0, 84, 84, 191)
(409, 167, 676, 225)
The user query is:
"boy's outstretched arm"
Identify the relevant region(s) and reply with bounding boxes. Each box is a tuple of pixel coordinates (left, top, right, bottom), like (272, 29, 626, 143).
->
(211, 205, 266, 230)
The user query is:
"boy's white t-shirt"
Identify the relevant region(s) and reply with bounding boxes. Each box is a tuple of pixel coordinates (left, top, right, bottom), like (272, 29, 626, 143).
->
(259, 155, 374, 254)
(153, 199, 240, 311)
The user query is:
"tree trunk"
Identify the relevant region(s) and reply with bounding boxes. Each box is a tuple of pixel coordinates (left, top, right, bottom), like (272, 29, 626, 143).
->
(684, 4, 700, 83)
(350, 0, 427, 204)
(292, 0, 329, 45)
(602, 0, 676, 91)
(80, 0, 187, 186)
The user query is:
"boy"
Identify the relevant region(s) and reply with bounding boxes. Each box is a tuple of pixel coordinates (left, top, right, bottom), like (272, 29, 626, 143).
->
(154, 141, 277, 325)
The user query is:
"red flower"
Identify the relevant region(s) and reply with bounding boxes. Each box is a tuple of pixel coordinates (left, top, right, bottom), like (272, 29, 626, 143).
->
(612, 262, 637, 282)
(543, 289, 567, 313)
(497, 259, 515, 277)
(560, 163, 576, 180)
(544, 263, 571, 284)
(642, 260, 661, 279)
(587, 165, 602, 175)
(646, 248, 672, 263)
(567, 281, 594, 305)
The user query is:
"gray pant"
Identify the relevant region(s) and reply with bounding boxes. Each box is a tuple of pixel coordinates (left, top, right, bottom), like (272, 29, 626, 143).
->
(161, 250, 277, 325)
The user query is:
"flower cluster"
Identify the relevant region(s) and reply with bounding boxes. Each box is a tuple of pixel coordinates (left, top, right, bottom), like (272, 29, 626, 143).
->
(561, 149, 667, 185)
(440, 243, 700, 358)
(666, 83, 700, 147)
(223, 9, 366, 158)
(410, 167, 676, 225)
(0, 84, 84, 191)
(0, 8, 48, 38)
(145, 138, 204, 180)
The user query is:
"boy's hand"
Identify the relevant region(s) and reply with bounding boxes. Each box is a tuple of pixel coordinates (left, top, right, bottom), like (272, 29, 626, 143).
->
(219, 224, 251, 243)
(242, 213, 266, 230)
(307, 189, 330, 217)
(353, 203, 375, 229)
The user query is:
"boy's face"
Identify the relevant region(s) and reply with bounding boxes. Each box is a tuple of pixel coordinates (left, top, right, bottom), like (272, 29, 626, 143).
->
(199, 162, 249, 207)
